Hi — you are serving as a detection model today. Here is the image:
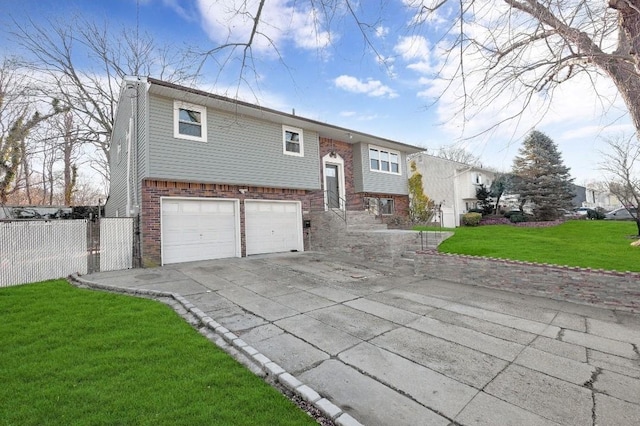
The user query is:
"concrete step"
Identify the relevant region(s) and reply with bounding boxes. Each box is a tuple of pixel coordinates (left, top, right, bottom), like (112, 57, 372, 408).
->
(345, 211, 382, 224)
(347, 224, 389, 231)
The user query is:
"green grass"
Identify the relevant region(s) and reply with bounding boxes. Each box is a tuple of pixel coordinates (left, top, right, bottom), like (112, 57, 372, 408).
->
(0, 280, 317, 426)
(415, 220, 639, 272)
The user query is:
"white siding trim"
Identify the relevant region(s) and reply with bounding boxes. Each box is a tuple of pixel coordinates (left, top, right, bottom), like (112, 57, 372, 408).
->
(322, 153, 346, 211)
(173, 101, 208, 142)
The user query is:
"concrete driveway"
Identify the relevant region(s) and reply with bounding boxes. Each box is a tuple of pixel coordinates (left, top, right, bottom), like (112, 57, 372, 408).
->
(82, 252, 640, 426)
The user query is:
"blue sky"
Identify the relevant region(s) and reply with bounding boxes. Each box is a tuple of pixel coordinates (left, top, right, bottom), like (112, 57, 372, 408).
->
(3, 0, 635, 184)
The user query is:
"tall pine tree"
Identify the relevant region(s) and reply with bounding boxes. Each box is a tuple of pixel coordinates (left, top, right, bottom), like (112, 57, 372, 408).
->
(512, 131, 574, 220)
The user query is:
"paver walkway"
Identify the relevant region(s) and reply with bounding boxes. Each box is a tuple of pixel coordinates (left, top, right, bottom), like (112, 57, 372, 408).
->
(83, 252, 640, 426)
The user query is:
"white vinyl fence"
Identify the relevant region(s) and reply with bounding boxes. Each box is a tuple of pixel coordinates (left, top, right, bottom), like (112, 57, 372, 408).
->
(0, 218, 133, 288)
(100, 218, 133, 271)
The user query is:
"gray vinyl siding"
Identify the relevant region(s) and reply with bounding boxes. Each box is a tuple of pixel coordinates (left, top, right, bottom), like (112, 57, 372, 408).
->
(146, 95, 321, 189)
(105, 88, 134, 217)
(354, 143, 409, 195)
(135, 83, 149, 200)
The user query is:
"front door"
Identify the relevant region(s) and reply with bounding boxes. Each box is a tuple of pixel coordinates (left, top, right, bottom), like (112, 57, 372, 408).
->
(325, 164, 340, 209)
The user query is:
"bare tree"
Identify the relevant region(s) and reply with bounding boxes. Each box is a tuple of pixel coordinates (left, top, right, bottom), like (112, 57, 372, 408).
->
(600, 135, 640, 235)
(410, 0, 640, 139)
(0, 58, 67, 203)
(193, 1, 640, 141)
(434, 145, 481, 165)
(57, 112, 80, 205)
(11, 17, 202, 183)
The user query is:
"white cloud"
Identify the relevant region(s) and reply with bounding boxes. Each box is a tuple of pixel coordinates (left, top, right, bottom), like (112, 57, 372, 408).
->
(195, 0, 334, 55)
(375, 25, 389, 38)
(334, 75, 398, 98)
(394, 35, 432, 74)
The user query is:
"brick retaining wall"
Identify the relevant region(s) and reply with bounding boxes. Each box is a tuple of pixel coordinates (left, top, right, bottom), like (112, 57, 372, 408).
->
(415, 251, 640, 313)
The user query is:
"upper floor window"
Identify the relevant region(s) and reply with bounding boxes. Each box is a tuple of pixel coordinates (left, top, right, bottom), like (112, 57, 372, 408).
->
(473, 173, 482, 184)
(283, 125, 304, 156)
(174, 101, 207, 142)
(369, 146, 400, 174)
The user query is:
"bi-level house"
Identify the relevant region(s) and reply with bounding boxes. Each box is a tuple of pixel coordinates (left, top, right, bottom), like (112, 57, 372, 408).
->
(105, 77, 422, 266)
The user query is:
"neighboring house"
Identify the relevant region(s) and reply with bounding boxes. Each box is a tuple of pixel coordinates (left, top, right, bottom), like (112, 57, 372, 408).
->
(584, 185, 620, 211)
(410, 154, 496, 227)
(105, 76, 422, 266)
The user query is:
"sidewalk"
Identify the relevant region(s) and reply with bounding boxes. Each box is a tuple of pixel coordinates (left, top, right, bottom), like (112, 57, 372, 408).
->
(78, 251, 640, 426)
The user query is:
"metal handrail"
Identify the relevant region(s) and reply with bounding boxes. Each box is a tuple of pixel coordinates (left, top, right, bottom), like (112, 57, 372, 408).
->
(325, 190, 347, 223)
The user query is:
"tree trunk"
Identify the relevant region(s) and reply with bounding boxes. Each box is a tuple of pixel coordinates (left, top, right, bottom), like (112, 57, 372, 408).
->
(609, 0, 640, 74)
(602, 60, 640, 136)
(607, 1, 640, 134)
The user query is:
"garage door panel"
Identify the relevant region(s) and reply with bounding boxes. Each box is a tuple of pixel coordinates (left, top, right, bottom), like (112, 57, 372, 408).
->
(161, 198, 239, 264)
(245, 201, 302, 256)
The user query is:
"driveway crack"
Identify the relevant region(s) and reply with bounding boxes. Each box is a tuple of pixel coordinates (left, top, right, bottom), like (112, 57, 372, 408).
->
(582, 367, 602, 426)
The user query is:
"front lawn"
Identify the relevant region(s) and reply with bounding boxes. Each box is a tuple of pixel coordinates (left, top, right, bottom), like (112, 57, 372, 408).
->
(0, 280, 317, 426)
(415, 220, 639, 272)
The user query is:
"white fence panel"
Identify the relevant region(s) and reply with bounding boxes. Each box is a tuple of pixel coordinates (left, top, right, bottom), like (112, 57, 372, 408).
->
(100, 218, 133, 272)
(440, 207, 457, 228)
(0, 220, 88, 287)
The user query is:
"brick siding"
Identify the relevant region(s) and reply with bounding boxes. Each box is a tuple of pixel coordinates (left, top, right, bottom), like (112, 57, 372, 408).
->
(141, 179, 312, 266)
(317, 138, 410, 217)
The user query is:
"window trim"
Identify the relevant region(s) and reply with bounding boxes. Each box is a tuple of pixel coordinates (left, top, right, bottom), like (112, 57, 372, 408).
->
(173, 100, 207, 142)
(369, 145, 401, 175)
(283, 125, 304, 157)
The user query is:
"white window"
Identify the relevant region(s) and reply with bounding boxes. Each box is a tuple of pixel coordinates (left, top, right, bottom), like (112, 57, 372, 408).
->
(174, 101, 207, 142)
(365, 197, 395, 215)
(369, 146, 400, 174)
(283, 125, 304, 156)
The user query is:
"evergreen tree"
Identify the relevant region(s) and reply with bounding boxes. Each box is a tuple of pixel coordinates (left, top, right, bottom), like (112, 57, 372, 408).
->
(512, 131, 574, 220)
(489, 173, 513, 214)
(475, 183, 493, 215)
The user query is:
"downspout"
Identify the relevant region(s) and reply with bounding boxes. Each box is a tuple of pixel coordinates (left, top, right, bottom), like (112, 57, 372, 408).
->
(125, 114, 133, 217)
(131, 83, 139, 214)
(124, 80, 140, 217)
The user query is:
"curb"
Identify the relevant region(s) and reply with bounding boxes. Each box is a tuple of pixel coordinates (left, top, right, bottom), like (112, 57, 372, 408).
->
(68, 274, 363, 426)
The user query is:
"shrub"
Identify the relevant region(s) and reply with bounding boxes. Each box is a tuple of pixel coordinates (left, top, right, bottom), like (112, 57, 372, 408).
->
(509, 212, 529, 223)
(462, 212, 482, 226)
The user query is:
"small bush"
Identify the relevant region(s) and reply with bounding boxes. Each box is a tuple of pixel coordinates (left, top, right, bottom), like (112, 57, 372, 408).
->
(462, 212, 482, 226)
(509, 213, 529, 223)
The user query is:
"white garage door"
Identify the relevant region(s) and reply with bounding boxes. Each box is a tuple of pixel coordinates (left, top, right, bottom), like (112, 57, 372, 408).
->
(245, 201, 303, 256)
(161, 198, 240, 264)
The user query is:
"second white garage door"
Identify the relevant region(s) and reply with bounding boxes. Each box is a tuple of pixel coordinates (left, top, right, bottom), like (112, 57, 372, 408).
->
(245, 200, 303, 256)
(161, 198, 240, 264)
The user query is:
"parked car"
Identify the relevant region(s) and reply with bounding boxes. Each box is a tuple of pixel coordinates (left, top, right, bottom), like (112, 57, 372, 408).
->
(604, 207, 637, 220)
(573, 207, 592, 216)
(559, 208, 576, 217)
